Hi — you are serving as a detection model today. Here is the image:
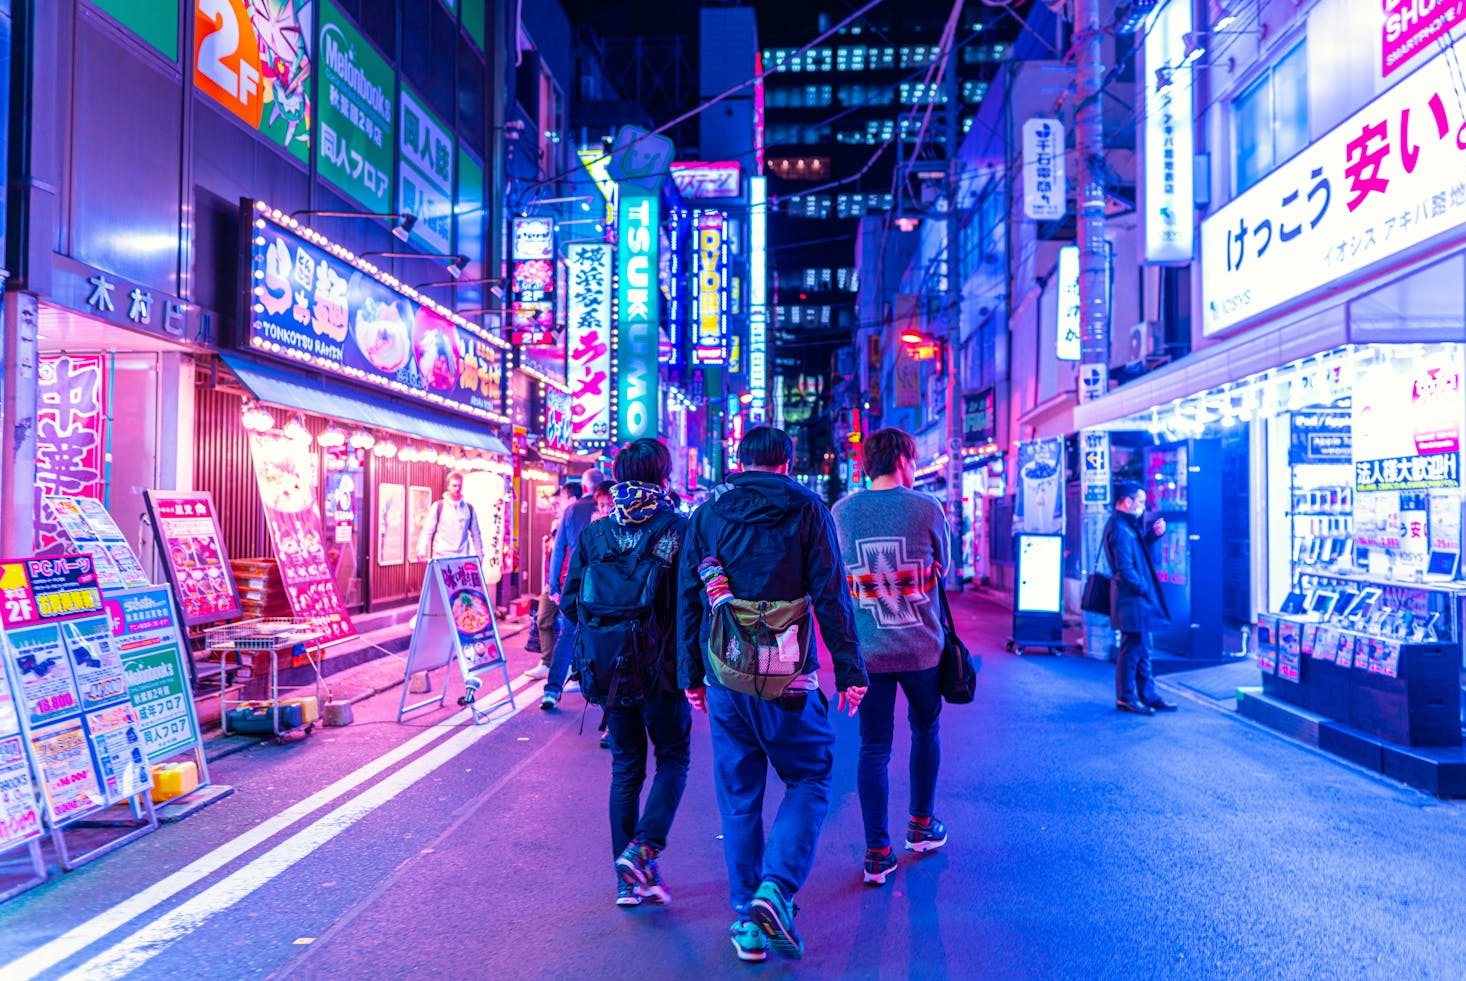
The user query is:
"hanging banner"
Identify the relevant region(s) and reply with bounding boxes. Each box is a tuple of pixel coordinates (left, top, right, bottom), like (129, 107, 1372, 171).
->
(962, 390, 996, 446)
(670, 161, 741, 199)
(616, 191, 661, 442)
(193, 0, 313, 162)
(35, 355, 109, 553)
(1022, 117, 1065, 221)
(1141, 0, 1195, 264)
(692, 210, 730, 365)
(545, 389, 573, 454)
(510, 217, 557, 346)
(143, 491, 242, 627)
(1014, 438, 1066, 534)
(316, 0, 392, 211)
(398, 556, 514, 723)
(894, 344, 921, 408)
(105, 586, 203, 764)
(248, 433, 356, 643)
(565, 243, 612, 445)
(1056, 245, 1081, 361)
(44, 496, 150, 592)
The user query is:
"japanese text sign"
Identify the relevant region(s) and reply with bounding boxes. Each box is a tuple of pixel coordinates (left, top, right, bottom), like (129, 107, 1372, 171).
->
(437, 558, 503, 672)
(44, 496, 151, 592)
(105, 586, 200, 764)
(1142, 0, 1195, 264)
(317, 0, 393, 213)
(194, 0, 312, 163)
(749, 176, 769, 423)
(1022, 118, 1065, 221)
(692, 210, 730, 365)
(566, 243, 614, 445)
(143, 491, 243, 627)
(616, 192, 661, 442)
(545, 389, 572, 454)
(671, 161, 741, 199)
(1384, 0, 1466, 77)
(1056, 245, 1081, 361)
(0, 556, 103, 630)
(248, 206, 507, 422)
(1202, 43, 1466, 335)
(34, 355, 108, 553)
(398, 85, 454, 252)
(511, 217, 557, 346)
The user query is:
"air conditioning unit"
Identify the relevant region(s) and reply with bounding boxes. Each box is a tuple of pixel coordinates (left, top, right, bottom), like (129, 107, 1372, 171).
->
(1122, 321, 1157, 366)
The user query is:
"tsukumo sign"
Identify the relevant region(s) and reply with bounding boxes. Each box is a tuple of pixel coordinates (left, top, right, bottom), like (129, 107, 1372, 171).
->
(1200, 43, 1466, 337)
(616, 192, 660, 442)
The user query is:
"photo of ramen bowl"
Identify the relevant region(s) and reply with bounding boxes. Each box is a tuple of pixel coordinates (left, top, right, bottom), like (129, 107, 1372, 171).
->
(353, 297, 412, 373)
(412, 308, 462, 392)
(450, 590, 491, 636)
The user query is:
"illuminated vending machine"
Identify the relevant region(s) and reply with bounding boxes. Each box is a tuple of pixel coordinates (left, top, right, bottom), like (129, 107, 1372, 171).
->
(1142, 439, 1224, 660)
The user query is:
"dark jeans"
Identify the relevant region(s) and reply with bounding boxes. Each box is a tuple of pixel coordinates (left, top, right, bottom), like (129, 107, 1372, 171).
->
(536, 592, 559, 667)
(546, 613, 577, 698)
(606, 688, 692, 859)
(857, 667, 942, 851)
(706, 684, 835, 913)
(1116, 631, 1158, 704)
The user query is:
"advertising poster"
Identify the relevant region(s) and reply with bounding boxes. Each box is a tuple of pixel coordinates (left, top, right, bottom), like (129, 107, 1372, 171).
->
(565, 242, 614, 445)
(44, 496, 151, 590)
(1014, 438, 1065, 534)
(407, 486, 433, 563)
(317, 0, 392, 212)
(461, 474, 510, 586)
(31, 719, 105, 824)
(378, 483, 406, 567)
(545, 389, 573, 455)
(85, 703, 152, 805)
(511, 217, 557, 345)
(435, 558, 504, 675)
(193, 0, 313, 162)
(4, 625, 80, 729)
(144, 491, 242, 626)
(62, 618, 130, 712)
(105, 587, 199, 763)
(34, 354, 109, 553)
(0, 735, 43, 851)
(248, 433, 356, 643)
(249, 208, 507, 424)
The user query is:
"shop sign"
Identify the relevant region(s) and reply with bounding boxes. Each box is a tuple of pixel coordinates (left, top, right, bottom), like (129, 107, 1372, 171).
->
(867, 335, 882, 401)
(606, 126, 675, 195)
(749, 177, 769, 422)
(50, 256, 191, 343)
(247, 433, 357, 643)
(1202, 43, 1466, 336)
(1021, 118, 1065, 221)
(671, 161, 741, 199)
(687, 447, 699, 494)
(248, 206, 508, 423)
(565, 243, 613, 446)
(1289, 410, 1352, 464)
(665, 208, 688, 366)
(44, 496, 151, 593)
(1384, 0, 1466, 77)
(616, 192, 661, 442)
(511, 217, 557, 346)
(1055, 245, 1081, 361)
(34, 356, 108, 553)
(962, 390, 995, 446)
(1142, 0, 1194, 264)
(0, 556, 104, 630)
(544, 389, 572, 454)
(692, 210, 730, 365)
(105, 586, 201, 763)
(193, 0, 312, 162)
(1079, 430, 1111, 505)
(1014, 438, 1065, 534)
(142, 491, 243, 627)
(1355, 453, 1459, 490)
(318, 0, 394, 213)
(398, 85, 454, 253)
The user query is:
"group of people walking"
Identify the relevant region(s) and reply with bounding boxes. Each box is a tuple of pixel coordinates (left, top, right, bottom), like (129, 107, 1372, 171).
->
(539, 425, 958, 964)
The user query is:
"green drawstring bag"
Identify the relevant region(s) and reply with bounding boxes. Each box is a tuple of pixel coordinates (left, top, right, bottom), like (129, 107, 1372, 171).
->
(706, 596, 812, 700)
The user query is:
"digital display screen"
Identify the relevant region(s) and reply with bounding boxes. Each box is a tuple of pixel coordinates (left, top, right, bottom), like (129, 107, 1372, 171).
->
(1015, 534, 1064, 614)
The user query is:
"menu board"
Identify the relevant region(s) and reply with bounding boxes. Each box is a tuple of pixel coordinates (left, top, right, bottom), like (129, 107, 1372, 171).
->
(435, 557, 504, 675)
(143, 491, 242, 627)
(44, 496, 150, 590)
(247, 206, 507, 424)
(31, 719, 106, 823)
(0, 734, 43, 851)
(105, 587, 201, 763)
(248, 434, 356, 643)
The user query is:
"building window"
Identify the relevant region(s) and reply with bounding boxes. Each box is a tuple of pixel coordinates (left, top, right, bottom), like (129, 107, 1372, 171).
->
(898, 82, 946, 105)
(962, 80, 989, 104)
(1233, 42, 1308, 192)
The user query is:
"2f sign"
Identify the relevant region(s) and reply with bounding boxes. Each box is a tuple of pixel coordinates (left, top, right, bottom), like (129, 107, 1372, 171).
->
(195, 0, 264, 128)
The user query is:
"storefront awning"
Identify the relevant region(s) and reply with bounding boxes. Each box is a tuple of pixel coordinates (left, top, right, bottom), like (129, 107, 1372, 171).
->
(221, 353, 511, 455)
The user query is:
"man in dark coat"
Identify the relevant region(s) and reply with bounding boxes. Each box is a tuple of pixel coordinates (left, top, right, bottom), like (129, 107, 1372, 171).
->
(1103, 480, 1176, 715)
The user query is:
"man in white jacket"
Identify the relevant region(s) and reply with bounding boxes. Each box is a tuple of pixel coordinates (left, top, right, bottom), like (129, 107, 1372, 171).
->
(416, 472, 483, 562)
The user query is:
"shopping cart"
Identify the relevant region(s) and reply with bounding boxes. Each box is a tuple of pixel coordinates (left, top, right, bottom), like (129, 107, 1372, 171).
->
(205, 618, 328, 740)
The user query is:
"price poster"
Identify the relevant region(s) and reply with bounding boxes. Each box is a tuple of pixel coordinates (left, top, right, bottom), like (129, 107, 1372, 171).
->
(63, 618, 130, 711)
(85, 703, 151, 804)
(5, 625, 81, 728)
(31, 718, 105, 824)
(0, 735, 43, 851)
(143, 491, 242, 627)
(45, 496, 127, 590)
(45, 496, 150, 590)
(106, 587, 201, 764)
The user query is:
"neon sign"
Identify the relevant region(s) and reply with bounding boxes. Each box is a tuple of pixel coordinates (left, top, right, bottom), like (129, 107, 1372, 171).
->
(616, 191, 660, 441)
(692, 210, 730, 365)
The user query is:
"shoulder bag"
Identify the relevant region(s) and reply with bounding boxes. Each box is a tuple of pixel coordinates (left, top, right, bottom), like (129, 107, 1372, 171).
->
(1080, 530, 1112, 617)
(937, 587, 979, 704)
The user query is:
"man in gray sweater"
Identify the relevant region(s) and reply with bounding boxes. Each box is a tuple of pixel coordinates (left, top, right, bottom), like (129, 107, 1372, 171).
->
(832, 428, 951, 887)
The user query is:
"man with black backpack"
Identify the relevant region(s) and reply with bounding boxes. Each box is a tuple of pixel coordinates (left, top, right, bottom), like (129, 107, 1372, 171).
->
(560, 439, 691, 910)
(677, 426, 868, 964)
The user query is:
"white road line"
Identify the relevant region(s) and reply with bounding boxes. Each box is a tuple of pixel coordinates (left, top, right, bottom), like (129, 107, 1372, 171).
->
(3, 679, 535, 981)
(55, 687, 538, 981)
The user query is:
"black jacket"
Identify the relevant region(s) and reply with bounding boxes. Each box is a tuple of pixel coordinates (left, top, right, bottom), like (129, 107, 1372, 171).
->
(676, 471, 867, 692)
(1102, 510, 1170, 634)
(561, 510, 687, 693)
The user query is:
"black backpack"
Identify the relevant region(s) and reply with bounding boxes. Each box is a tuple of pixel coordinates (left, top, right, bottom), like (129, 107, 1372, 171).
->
(572, 511, 680, 711)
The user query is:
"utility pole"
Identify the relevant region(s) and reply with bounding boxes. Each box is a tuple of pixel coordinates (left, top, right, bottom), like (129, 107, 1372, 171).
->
(943, 38, 964, 591)
(1073, 0, 1109, 403)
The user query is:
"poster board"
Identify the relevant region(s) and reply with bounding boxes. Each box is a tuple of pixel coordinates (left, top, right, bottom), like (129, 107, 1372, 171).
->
(1012, 533, 1066, 652)
(398, 557, 514, 724)
(246, 433, 356, 643)
(378, 483, 406, 567)
(44, 496, 151, 591)
(143, 490, 243, 627)
(407, 486, 433, 563)
(0, 554, 156, 868)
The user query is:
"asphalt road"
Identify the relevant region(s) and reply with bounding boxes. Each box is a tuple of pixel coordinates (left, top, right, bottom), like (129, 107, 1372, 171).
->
(2, 592, 1465, 980)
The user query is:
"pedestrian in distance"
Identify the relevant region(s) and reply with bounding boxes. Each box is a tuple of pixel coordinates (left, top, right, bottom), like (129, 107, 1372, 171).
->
(1104, 480, 1177, 715)
(832, 428, 951, 887)
(560, 440, 691, 909)
(415, 471, 483, 562)
(524, 486, 572, 678)
(678, 425, 869, 964)
(541, 468, 607, 709)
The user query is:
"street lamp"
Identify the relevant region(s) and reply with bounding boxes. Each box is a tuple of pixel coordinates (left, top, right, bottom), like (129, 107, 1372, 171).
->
(360, 250, 469, 279)
(290, 209, 417, 242)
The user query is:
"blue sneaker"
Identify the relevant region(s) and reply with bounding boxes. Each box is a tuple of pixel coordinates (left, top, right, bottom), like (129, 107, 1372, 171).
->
(863, 848, 898, 885)
(729, 918, 768, 962)
(749, 880, 803, 959)
(905, 816, 948, 853)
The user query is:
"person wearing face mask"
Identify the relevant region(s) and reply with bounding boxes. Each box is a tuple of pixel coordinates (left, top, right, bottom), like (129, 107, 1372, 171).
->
(1103, 480, 1175, 715)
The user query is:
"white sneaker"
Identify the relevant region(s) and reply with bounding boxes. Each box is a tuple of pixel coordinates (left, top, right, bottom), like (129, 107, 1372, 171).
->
(523, 664, 550, 679)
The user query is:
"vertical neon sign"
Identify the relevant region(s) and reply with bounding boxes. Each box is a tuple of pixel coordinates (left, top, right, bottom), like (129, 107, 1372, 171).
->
(749, 176, 769, 423)
(616, 191, 661, 441)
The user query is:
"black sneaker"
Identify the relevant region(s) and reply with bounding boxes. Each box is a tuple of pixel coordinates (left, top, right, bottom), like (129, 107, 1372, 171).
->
(749, 880, 803, 959)
(615, 881, 642, 908)
(905, 817, 948, 853)
(863, 848, 897, 885)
